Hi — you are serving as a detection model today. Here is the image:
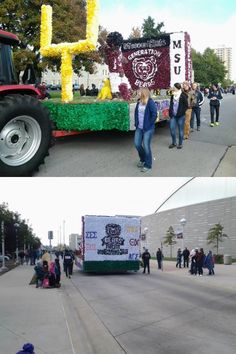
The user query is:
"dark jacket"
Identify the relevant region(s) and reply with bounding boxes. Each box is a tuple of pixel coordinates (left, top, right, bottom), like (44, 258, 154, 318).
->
(207, 89, 223, 105)
(142, 250, 151, 264)
(193, 90, 204, 107)
(156, 250, 163, 260)
(135, 98, 157, 132)
(169, 92, 188, 118)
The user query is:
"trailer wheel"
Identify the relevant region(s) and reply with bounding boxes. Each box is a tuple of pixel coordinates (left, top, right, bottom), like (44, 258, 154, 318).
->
(0, 95, 52, 176)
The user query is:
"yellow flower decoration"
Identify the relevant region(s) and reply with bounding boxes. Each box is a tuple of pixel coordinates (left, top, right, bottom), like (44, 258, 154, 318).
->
(40, 0, 99, 103)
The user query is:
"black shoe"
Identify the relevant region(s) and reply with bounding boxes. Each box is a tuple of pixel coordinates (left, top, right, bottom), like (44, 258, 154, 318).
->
(177, 145, 183, 149)
(197, 126, 200, 131)
(169, 144, 176, 149)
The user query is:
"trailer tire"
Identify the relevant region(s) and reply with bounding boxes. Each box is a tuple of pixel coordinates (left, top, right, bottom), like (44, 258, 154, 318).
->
(0, 95, 52, 176)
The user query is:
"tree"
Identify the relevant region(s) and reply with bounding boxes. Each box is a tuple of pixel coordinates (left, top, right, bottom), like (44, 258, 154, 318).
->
(0, 0, 101, 79)
(129, 27, 142, 39)
(192, 48, 227, 87)
(142, 16, 165, 38)
(207, 223, 228, 255)
(163, 226, 177, 258)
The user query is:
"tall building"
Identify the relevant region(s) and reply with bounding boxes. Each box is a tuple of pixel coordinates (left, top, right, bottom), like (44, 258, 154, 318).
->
(214, 46, 232, 81)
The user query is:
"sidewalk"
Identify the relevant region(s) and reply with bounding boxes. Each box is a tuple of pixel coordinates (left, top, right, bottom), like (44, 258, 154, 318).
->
(214, 145, 236, 176)
(0, 265, 74, 354)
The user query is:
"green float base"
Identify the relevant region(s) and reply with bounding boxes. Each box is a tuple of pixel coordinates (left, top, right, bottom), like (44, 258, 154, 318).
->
(83, 260, 140, 273)
(42, 101, 130, 132)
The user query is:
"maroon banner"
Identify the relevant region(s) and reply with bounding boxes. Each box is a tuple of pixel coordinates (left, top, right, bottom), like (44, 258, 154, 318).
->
(122, 46, 171, 90)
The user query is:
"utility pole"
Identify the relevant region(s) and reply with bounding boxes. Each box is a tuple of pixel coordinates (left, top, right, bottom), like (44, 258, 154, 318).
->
(63, 220, 65, 248)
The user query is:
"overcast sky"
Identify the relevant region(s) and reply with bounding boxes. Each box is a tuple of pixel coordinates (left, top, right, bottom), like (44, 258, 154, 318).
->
(1, 178, 236, 247)
(0, 177, 189, 246)
(100, 0, 236, 80)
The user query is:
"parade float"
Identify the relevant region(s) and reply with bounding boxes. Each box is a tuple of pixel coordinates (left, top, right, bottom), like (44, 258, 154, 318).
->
(75, 215, 141, 273)
(40, 1, 192, 136)
(0, 0, 193, 176)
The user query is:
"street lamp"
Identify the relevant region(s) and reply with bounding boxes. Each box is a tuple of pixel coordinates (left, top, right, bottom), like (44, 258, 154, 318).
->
(180, 218, 187, 250)
(14, 223, 20, 264)
(0, 220, 8, 272)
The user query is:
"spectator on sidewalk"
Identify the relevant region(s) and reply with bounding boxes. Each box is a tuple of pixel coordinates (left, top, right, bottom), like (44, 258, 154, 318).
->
(208, 83, 223, 127)
(55, 258, 61, 287)
(196, 248, 205, 276)
(182, 81, 195, 140)
(176, 248, 182, 268)
(168, 83, 188, 149)
(142, 248, 151, 274)
(156, 248, 163, 269)
(19, 250, 25, 265)
(204, 250, 215, 275)
(34, 261, 44, 288)
(190, 82, 204, 131)
(182, 247, 190, 268)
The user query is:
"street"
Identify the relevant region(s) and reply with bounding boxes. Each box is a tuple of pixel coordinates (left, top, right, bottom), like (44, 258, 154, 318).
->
(61, 262, 236, 354)
(34, 94, 236, 177)
(1, 261, 236, 354)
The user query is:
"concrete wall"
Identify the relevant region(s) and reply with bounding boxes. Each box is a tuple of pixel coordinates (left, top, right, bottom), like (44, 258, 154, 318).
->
(141, 196, 236, 258)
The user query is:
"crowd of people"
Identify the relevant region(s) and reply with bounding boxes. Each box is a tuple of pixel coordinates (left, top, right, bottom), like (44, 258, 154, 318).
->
(175, 247, 215, 276)
(32, 249, 75, 289)
(134, 81, 226, 172)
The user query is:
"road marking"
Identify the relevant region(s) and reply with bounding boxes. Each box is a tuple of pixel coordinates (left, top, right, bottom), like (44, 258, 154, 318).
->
(61, 294, 76, 354)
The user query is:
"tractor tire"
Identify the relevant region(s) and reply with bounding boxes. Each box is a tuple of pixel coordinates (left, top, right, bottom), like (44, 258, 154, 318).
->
(0, 94, 52, 176)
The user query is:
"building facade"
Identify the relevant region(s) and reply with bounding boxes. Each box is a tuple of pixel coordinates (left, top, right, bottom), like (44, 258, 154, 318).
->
(69, 233, 82, 251)
(141, 196, 236, 257)
(214, 46, 232, 81)
(41, 63, 109, 90)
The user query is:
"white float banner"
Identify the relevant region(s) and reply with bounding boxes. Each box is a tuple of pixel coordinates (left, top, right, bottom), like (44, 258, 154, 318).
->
(84, 216, 141, 261)
(170, 32, 186, 87)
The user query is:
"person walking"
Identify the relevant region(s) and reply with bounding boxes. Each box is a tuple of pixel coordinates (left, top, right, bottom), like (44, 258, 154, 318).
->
(207, 84, 223, 127)
(18, 250, 25, 265)
(142, 248, 151, 274)
(182, 81, 195, 139)
(182, 247, 190, 268)
(204, 250, 215, 275)
(134, 87, 157, 172)
(63, 249, 74, 278)
(54, 258, 61, 287)
(168, 83, 188, 149)
(190, 82, 204, 131)
(176, 248, 182, 268)
(156, 248, 163, 270)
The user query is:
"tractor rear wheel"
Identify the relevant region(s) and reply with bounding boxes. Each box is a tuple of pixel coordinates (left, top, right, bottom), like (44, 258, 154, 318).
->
(0, 94, 52, 176)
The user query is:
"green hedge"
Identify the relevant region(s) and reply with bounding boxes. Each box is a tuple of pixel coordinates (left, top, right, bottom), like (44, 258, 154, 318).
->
(42, 101, 130, 131)
(83, 260, 140, 273)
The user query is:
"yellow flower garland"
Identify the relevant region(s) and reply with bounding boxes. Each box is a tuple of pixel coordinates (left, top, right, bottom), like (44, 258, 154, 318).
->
(40, 0, 99, 103)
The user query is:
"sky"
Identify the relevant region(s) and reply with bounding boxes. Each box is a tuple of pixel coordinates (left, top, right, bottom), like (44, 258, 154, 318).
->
(100, 0, 236, 81)
(1, 177, 236, 247)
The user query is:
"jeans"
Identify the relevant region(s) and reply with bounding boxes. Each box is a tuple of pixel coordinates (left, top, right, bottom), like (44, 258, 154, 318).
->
(210, 105, 220, 123)
(191, 107, 201, 128)
(169, 115, 185, 146)
(134, 127, 154, 169)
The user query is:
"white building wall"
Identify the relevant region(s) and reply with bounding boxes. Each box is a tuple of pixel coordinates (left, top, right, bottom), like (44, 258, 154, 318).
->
(41, 63, 109, 90)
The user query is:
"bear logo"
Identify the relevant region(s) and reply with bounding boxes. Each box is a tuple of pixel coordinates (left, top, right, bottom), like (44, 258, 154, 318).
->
(132, 56, 158, 82)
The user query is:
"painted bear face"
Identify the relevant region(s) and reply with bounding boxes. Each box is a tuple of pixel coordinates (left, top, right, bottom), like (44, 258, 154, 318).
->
(132, 56, 158, 82)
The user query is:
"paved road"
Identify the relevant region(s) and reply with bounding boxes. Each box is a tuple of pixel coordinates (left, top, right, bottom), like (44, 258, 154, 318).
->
(1, 262, 236, 354)
(64, 261, 236, 354)
(34, 94, 236, 177)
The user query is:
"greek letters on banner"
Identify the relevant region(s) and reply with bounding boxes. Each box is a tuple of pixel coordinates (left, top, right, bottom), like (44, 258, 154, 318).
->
(170, 32, 186, 87)
(84, 216, 141, 261)
(122, 36, 171, 90)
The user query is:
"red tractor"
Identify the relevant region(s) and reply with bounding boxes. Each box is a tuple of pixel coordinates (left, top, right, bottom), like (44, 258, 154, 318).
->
(0, 30, 52, 176)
